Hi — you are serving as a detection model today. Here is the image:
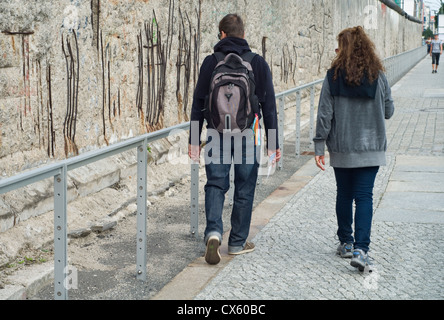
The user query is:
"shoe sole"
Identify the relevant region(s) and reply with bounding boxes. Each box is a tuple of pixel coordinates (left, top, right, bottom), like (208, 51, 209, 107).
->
(350, 259, 366, 272)
(205, 237, 221, 265)
(228, 247, 255, 255)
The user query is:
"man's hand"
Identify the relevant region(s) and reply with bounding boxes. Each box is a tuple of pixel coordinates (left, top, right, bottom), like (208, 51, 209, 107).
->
(268, 148, 281, 166)
(188, 144, 201, 163)
(315, 155, 325, 171)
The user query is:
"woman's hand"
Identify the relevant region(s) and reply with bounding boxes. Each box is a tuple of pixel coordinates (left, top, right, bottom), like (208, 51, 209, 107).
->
(315, 155, 325, 171)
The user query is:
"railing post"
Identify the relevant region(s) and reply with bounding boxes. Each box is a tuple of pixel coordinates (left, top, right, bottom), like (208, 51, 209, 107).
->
(278, 96, 285, 170)
(136, 139, 148, 281)
(190, 120, 200, 238)
(190, 162, 199, 238)
(54, 164, 68, 300)
(310, 85, 315, 149)
(295, 90, 301, 157)
(256, 117, 265, 185)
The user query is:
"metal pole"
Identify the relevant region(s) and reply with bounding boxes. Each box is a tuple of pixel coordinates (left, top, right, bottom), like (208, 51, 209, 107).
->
(190, 162, 199, 237)
(136, 139, 148, 281)
(278, 97, 285, 169)
(256, 116, 265, 185)
(53, 164, 68, 300)
(310, 85, 315, 149)
(189, 120, 200, 237)
(296, 90, 301, 157)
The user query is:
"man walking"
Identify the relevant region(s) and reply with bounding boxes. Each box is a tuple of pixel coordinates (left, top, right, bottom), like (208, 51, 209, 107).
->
(430, 34, 443, 73)
(188, 14, 280, 265)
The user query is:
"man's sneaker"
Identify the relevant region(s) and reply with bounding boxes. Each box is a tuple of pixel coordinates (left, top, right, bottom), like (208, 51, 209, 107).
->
(336, 243, 353, 258)
(228, 241, 255, 255)
(350, 249, 371, 272)
(205, 236, 221, 265)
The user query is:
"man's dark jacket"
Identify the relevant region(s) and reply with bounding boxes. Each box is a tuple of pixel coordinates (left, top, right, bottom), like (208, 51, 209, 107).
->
(189, 37, 279, 149)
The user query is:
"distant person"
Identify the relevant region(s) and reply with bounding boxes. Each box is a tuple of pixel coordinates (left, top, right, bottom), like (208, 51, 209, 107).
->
(188, 14, 280, 265)
(430, 34, 443, 73)
(426, 37, 432, 54)
(313, 26, 394, 271)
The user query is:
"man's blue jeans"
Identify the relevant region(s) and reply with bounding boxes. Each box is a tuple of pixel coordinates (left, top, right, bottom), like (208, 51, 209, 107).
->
(204, 132, 259, 250)
(333, 166, 379, 253)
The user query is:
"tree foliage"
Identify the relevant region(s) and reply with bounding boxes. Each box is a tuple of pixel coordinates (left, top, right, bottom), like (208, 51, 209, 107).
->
(423, 28, 434, 38)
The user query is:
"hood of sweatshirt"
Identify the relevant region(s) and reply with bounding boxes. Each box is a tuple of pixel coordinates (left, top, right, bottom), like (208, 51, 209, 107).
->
(213, 37, 251, 56)
(327, 68, 378, 99)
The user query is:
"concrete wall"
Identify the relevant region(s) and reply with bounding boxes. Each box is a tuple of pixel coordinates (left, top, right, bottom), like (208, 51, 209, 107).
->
(0, 0, 422, 237)
(0, 0, 421, 177)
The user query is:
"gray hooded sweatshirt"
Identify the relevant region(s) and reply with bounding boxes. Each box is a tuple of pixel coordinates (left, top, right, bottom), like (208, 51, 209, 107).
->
(313, 71, 394, 168)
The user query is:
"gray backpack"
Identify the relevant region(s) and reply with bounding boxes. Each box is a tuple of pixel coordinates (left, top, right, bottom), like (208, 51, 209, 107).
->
(204, 52, 259, 133)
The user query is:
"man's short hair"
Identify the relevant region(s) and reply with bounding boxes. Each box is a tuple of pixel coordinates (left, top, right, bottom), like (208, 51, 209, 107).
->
(219, 14, 244, 38)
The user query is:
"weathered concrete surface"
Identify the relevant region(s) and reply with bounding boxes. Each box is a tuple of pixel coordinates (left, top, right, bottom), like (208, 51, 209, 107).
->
(0, 0, 421, 176)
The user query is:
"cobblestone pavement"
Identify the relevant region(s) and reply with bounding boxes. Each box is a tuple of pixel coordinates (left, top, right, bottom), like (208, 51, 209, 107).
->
(194, 56, 444, 300)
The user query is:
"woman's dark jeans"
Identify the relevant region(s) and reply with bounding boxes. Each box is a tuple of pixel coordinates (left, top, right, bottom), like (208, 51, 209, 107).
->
(333, 166, 379, 253)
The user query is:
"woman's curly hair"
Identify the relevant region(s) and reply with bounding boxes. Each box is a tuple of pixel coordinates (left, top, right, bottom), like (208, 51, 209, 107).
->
(331, 26, 384, 86)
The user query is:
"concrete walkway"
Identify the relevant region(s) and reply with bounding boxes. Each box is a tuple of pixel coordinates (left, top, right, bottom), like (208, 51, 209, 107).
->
(154, 55, 444, 300)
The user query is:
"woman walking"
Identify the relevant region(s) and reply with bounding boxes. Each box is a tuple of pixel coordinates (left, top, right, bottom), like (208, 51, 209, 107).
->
(313, 26, 394, 270)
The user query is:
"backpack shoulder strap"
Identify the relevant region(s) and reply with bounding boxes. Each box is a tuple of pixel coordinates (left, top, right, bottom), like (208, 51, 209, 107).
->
(241, 51, 258, 64)
(213, 52, 226, 63)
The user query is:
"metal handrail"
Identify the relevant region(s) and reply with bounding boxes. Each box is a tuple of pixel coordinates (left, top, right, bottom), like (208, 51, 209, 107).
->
(275, 78, 325, 99)
(0, 45, 426, 300)
(0, 121, 189, 300)
(0, 123, 190, 194)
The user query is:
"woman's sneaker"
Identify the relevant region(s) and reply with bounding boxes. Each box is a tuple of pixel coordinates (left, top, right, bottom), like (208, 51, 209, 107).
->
(350, 249, 371, 271)
(337, 243, 353, 258)
(205, 236, 221, 265)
